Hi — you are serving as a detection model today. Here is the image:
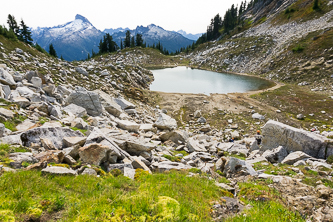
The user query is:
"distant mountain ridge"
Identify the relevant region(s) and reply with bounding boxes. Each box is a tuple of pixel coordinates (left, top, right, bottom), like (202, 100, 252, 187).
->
(109, 24, 194, 53)
(176, 30, 202, 41)
(32, 14, 103, 61)
(31, 15, 195, 61)
(103, 27, 130, 35)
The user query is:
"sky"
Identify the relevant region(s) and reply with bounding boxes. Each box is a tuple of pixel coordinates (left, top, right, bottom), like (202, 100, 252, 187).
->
(2, 0, 244, 34)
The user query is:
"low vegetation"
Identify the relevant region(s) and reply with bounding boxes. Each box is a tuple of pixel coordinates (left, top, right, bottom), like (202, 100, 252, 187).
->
(0, 170, 225, 221)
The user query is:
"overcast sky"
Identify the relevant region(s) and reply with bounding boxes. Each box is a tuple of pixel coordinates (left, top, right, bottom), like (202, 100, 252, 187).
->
(2, 0, 244, 34)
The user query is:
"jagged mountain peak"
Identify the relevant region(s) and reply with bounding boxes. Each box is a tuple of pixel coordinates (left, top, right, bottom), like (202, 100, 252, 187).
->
(75, 14, 92, 25)
(32, 14, 103, 61)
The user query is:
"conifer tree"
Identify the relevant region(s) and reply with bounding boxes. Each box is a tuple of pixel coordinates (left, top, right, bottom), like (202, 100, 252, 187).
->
(19, 19, 33, 45)
(313, 0, 320, 10)
(130, 36, 135, 48)
(136, 33, 143, 47)
(124, 30, 131, 48)
(49, 43, 57, 58)
(7, 14, 19, 36)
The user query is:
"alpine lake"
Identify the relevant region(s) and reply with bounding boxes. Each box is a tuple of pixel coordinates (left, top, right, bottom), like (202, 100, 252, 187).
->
(150, 66, 275, 95)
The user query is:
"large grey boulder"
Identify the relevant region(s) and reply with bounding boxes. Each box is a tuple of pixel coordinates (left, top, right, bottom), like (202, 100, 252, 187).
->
(152, 161, 192, 172)
(262, 146, 288, 163)
(31, 77, 42, 88)
(186, 137, 207, 152)
(252, 113, 265, 120)
(78, 143, 112, 165)
(63, 136, 87, 147)
(0, 108, 14, 119)
(281, 151, 311, 165)
(12, 97, 30, 108)
(66, 89, 103, 116)
(159, 130, 189, 144)
(0, 68, 16, 87)
(81, 168, 97, 176)
(114, 97, 136, 110)
(0, 134, 22, 145)
(0, 84, 11, 99)
(262, 120, 333, 159)
(9, 152, 38, 168)
(16, 86, 35, 98)
(153, 113, 177, 131)
(226, 143, 249, 157)
(84, 128, 132, 160)
(20, 127, 84, 149)
(106, 163, 133, 173)
(42, 166, 77, 176)
(63, 104, 87, 118)
(132, 156, 152, 173)
(111, 133, 157, 155)
(71, 118, 88, 129)
(75, 67, 88, 76)
(116, 120, 140, 132)
(223, 157, 257, 178)
(0, 123, 5, 137)
(94, 90, 123, 117)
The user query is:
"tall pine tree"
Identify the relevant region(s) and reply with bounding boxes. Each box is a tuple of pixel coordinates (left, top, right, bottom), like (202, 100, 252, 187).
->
(124, 30, 131, 48)
(19, 19, 33, 45)
(136, 33, 143, 47)
(7, 14, 19, 36)
(130, 36, 135, 48)
(49, 44, 57, 58)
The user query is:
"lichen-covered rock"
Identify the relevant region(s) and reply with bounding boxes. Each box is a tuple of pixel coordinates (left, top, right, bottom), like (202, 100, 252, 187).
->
(21, 127, 84, 149)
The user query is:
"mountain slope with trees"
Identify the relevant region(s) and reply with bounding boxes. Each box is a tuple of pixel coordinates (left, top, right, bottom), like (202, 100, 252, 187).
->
(109, 24, 194, 53)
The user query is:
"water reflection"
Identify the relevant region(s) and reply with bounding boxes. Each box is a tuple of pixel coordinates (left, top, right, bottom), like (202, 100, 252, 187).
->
(150, 66, 274, 95)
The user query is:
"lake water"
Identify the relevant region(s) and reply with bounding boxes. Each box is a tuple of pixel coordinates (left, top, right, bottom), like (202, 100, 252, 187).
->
(150, 66, 274, 95)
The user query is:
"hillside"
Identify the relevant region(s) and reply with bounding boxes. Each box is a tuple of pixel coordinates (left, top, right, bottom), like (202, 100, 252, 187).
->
(188, 0, 333, 90)
(0, 0, 333, 221)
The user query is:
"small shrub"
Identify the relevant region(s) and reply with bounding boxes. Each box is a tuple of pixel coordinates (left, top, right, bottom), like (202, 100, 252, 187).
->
(21, 161, 30, 168)
(134, 168, 150, 181)
(110, 168, 122, 177)
(322, 179, 333, 188)
(53, 196, 65, 211)
(327, 155, 333, 164)
(218, 177, 230, 184)
(162, 154, 181, 162)
(292, 44, 304, 53)
(189, 168, 201, 174)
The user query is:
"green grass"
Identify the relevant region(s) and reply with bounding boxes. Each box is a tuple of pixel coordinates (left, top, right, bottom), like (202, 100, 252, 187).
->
(253, 162, 296, 176)
(0, 143, 30, 166)
(70, 127, 88, 135)
(0, 170, 227, 221)
(292, 44, 305, 53)
(0, 115, 27, 132)
(162, 154, 182, 162)
(226, 181, 305, 221)
(322, 179, 333, 188)
(327, 155, 333, 164)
